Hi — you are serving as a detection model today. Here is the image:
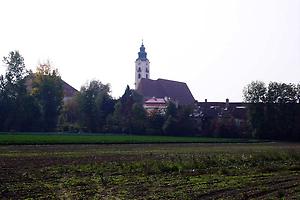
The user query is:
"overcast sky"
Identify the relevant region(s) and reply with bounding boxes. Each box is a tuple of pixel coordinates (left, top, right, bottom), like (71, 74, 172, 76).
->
(0, 0, 299, 101)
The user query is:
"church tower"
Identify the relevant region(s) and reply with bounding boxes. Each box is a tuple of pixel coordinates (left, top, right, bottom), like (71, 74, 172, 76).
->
(135, 42, 150, 89)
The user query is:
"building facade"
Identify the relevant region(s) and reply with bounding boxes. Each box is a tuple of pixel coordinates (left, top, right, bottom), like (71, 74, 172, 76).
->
(143, 97, 168, 115)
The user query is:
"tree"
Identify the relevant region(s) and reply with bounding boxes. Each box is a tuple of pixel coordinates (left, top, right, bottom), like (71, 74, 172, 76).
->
(243, 81, 267, 138)
(31, 62, 63, 131)
(162, 115, 178, 135)
(243, 81, 300, 140)
(175, 105, 197, 135)
(266, 82, 297, 103)
(130, 103, 147, 134)
(165, 101, 177, 117)
(146, 110, 165, 134)
(77, 80, 114, 132)
(2, 51, 27, 88)
(243, 81, 267, 103)
(297, 84, 300, 103)
(162, 102, 196, 135)
(110, 85, 144, 134)
(0, 51, 31, 131)
(59, 98, 80, 132)
(264, 82, 298, 139)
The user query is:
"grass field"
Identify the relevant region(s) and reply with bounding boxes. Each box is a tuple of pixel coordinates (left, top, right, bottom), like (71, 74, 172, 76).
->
(0, 142, 300, 199)
(0, 133, 260, 145)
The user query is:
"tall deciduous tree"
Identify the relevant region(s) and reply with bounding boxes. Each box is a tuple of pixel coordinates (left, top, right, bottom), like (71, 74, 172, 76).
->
(31, 62, 63, 131)
(77, 80, 114, 132)
(110, 85, 144, 134)
(266, 82, 297, 103)
(243, 81, 267, 103)
(243, 81, 268, 138)
(0, 51, 33, 131)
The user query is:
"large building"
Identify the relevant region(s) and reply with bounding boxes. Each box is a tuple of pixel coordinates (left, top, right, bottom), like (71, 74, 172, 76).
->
(134, 42, 195, 106)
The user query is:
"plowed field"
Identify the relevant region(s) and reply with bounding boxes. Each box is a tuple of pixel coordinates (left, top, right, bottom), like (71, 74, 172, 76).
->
(0, 143, 300, 199)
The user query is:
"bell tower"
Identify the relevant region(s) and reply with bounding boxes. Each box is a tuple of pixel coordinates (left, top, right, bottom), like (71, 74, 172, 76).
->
(135, 41, 150, 89)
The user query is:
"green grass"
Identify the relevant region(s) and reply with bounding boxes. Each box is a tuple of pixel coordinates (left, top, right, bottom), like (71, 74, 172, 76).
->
(0, 133, 260, 145)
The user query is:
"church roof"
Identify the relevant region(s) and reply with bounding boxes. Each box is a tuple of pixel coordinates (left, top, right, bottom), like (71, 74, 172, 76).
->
(136, 78, 195, 105)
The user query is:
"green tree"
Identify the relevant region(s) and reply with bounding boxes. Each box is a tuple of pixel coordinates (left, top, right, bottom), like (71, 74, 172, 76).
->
(131, 103, 147, 134)
(2, 51, 27, 88)
(162, 115, 177, 135)
(146, 110, 165, 134)
(162, 102, 196, 135)
(266, 82, 297, 103)
(0, 51, 33, 131)
(106, 101, 123, 133)
(59, 98, 80, 132)
(243, 81, 267, 103)
(243, 81, 300, 140)
(77, 80, 114, 132)
(264, 82, 298, 139)
(109, 85, 145, 134)
(31, 62, 63, 131)
(175, 105, 197, 135)
(243, 81, 267, 138)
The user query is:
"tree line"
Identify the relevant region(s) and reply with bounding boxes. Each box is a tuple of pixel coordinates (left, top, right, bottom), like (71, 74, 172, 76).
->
(1, 51, 299, 141)
(0, 51, 63, 132)
(0, 51, 197, 135)
(60, 83, 198, 135)
(243, 81, 300, 141)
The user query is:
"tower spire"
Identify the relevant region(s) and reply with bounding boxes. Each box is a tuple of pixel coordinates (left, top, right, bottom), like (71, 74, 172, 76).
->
(137, 41, 148, 61)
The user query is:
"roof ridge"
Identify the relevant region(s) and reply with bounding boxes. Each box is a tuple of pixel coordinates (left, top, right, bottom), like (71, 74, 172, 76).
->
(157, 78, 187, 85)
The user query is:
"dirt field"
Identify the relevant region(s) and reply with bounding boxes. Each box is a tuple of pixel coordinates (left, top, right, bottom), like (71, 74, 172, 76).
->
(0, 143, 300, 199)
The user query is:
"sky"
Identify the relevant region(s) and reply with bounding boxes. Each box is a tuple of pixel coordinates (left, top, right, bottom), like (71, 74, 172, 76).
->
(0, 0, 299, 102)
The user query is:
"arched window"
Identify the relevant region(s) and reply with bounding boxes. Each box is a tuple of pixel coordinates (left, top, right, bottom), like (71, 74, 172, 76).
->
(138, 73, 141, 79)
(138, 67, 141, 72)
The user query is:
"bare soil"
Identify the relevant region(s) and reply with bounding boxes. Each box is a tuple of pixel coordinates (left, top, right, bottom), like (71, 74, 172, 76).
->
(0, 143, 299, 199)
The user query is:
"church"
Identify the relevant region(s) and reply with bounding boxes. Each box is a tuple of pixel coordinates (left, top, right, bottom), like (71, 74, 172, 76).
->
(134, 42, 195, 110)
